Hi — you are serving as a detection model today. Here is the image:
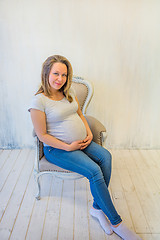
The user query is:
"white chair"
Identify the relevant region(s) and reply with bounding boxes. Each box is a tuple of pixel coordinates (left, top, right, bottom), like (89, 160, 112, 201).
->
(33, 77, 107, 200)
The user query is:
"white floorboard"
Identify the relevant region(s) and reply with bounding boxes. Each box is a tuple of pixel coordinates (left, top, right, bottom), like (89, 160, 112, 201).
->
(0, 149, 160, 240)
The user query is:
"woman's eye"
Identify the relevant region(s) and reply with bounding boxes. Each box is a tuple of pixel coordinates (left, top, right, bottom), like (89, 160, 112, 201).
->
(53, 73, 67, 77)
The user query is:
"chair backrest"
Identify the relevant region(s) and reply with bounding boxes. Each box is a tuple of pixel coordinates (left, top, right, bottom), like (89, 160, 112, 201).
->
(36, 77, 93, 160)
(72, 76, 93, 114)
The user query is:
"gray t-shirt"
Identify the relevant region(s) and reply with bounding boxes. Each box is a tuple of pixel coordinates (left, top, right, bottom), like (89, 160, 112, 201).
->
(28, 89, 87, 146)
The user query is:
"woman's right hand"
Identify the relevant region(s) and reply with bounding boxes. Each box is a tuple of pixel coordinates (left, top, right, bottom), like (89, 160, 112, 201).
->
(67, 140, 84, 151)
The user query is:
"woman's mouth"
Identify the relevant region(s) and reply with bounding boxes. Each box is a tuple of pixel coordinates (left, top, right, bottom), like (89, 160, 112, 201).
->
(55, 82, 62, 86)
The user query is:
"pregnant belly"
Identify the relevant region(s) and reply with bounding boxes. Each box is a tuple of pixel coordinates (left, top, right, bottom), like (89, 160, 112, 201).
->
(48, 114, 87, 144)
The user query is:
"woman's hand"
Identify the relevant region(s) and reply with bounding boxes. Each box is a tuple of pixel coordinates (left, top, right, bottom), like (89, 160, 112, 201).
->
(80, 133, 93, 150)
(67, 140, 84, 151)
(67, 133, 93, 151)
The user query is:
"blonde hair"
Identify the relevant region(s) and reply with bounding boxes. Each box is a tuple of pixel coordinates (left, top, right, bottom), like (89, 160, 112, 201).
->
(36, 55, 73, 102)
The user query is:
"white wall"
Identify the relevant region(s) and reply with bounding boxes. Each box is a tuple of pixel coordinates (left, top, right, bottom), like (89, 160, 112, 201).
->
(0, 0, 160, 149)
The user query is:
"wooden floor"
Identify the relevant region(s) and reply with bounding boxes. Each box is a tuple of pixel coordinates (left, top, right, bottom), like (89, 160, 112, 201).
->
(0, 149, 160, 240)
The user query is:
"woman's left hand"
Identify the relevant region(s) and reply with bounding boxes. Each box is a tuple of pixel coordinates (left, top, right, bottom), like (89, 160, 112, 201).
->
(80, 133, 93, 150)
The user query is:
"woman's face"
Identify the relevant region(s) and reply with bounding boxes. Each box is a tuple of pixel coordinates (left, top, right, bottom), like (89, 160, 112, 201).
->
(48, 62, 67, 92)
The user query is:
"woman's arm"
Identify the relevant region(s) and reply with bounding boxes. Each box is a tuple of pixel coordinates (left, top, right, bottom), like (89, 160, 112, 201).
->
(75, 96, 93, 149)
(30, 109, 84, 151)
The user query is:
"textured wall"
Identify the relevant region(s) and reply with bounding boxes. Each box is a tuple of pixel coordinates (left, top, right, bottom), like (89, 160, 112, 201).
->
(0, 0, 160, 149)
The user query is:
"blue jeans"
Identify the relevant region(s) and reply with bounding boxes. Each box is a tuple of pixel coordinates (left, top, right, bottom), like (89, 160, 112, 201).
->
(43, 141, 122, 225)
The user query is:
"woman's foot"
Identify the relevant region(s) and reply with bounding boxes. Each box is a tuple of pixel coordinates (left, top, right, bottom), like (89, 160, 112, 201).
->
(89, 207, 113, 235)
(111, 222, 142, 240)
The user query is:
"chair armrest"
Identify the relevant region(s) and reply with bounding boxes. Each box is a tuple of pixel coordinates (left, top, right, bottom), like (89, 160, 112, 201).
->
(32, 129, 44, 162)
(85, 115, 107, 146)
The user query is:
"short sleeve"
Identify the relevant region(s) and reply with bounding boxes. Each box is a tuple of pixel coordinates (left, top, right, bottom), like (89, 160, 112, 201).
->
(28, 94, 45, 112)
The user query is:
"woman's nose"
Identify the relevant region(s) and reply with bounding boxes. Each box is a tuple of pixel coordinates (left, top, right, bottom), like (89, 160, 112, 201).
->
(58, 75, 63, 81)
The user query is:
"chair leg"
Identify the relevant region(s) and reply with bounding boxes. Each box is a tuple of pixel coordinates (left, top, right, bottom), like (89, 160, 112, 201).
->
(34, 174, 41, 200)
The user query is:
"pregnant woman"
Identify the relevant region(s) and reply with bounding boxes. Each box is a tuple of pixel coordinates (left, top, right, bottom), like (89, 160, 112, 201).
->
(29, 55, 142, 240)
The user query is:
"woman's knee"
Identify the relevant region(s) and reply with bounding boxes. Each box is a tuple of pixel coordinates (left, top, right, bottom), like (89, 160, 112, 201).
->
(101, 148, 112, 166)
(106, 150, 112, 164)
(87, 164, 105, 183)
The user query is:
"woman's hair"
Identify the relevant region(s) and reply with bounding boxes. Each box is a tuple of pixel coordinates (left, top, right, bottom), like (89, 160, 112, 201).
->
(36, 55, 73, 102)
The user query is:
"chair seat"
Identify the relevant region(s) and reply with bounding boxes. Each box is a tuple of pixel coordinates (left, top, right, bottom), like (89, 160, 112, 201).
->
(39, 156, 84, 181)
(39, 156, 73, 173)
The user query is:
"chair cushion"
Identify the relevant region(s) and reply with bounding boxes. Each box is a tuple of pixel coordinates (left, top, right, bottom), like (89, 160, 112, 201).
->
(39, 156, 73, 173)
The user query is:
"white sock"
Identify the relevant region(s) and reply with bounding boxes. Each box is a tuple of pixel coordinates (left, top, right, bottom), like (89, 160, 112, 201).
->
(89, 208, 113, 235)
(111, 222, 142, 240)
